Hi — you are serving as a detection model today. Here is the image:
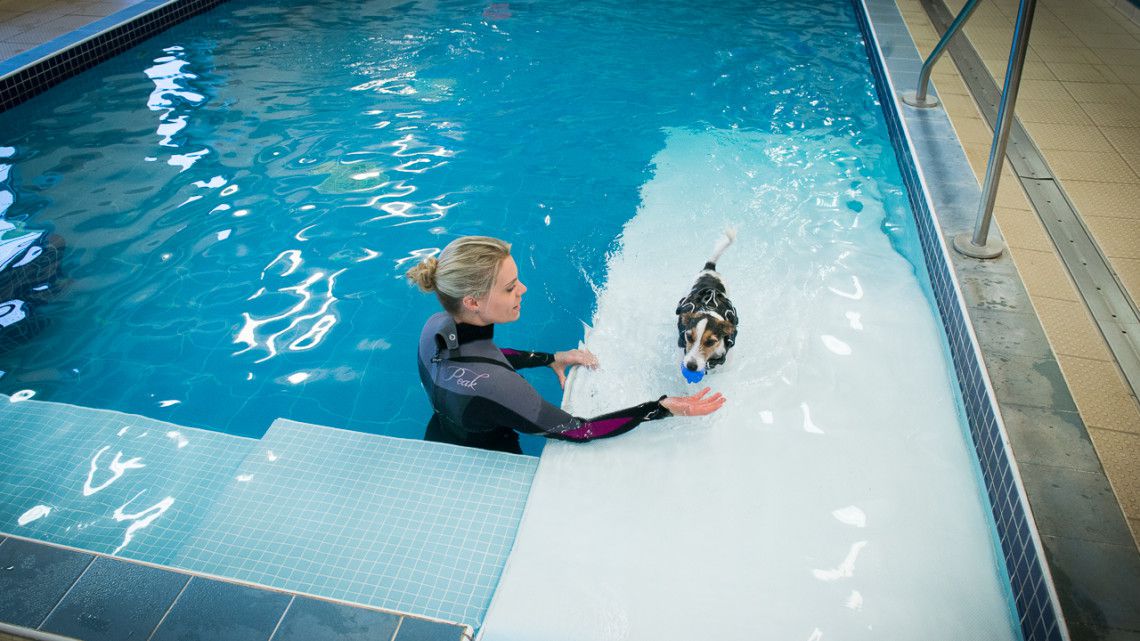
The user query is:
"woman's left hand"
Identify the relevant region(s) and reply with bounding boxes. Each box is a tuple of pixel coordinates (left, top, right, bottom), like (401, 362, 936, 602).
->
(550, 348, 600, 389)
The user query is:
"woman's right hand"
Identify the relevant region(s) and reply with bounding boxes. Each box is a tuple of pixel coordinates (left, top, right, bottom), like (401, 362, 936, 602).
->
(660, 387, 726, 417)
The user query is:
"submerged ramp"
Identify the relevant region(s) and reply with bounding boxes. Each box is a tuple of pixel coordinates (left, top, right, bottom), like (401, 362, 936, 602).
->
(479, 130, 1018, 640)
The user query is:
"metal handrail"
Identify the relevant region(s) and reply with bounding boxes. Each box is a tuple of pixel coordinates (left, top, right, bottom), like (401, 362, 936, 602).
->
(953, 0, 1037, 259)
(902, 0, 983, 108)
(901, 0, 1039, 259)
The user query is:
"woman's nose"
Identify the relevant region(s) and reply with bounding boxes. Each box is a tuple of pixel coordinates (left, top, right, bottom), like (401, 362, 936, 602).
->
(518, 281, 527, 295)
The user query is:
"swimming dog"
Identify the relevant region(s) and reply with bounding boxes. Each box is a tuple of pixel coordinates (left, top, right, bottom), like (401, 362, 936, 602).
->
(676, 229, 738, 375)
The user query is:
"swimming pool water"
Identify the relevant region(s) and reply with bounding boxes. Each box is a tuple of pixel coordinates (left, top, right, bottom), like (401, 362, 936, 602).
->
(0, 0, 920, 456)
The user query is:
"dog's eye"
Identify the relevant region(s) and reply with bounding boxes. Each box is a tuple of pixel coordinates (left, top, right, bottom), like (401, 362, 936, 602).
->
(704, 338, 717, 347)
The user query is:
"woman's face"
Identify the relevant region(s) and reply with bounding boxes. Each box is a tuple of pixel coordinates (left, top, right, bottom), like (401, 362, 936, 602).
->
(470, 255, 526, 325)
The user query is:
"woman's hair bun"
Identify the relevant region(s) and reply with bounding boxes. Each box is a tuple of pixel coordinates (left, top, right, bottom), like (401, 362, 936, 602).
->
(406, 256, 439, 292)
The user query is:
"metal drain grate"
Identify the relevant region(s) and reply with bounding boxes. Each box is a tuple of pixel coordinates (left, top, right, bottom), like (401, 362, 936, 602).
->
(920, 0, 1140, 401)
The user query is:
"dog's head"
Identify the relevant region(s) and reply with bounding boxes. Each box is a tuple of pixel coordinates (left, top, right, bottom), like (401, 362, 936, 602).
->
(677, 312, 737, 373)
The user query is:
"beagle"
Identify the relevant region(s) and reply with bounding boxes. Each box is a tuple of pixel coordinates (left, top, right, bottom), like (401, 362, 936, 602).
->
(676, 229, 738, 377)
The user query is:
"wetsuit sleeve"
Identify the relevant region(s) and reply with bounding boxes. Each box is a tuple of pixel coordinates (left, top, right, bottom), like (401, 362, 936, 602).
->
(500, 348, 556, 369)
(465, 372, 670, 442)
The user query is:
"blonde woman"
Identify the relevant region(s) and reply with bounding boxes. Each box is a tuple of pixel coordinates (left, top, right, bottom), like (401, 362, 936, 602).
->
(407, 236, 725, 454)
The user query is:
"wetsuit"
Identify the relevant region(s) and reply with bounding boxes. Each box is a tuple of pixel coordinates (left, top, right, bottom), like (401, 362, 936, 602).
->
(417, 312, 670, 454)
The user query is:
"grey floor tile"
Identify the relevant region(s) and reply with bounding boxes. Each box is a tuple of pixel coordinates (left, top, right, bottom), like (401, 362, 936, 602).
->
(1001, 403, 1102, 473)
(0, 539, 93, 629)
(1022, 463, 1135, 546)
(40, 557, 189, 641)
(272, 597, 400, 641)
(395, 616, 467, 641)
(150, 577, 290, 641)
(1041, 534, 1140, 635)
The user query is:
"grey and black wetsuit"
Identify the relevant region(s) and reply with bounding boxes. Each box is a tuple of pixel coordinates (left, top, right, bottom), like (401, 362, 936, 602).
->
(417, 312, 670, 454)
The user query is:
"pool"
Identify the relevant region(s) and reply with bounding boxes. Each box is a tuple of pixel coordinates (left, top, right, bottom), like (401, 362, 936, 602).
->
(0, 0, 1054, 637)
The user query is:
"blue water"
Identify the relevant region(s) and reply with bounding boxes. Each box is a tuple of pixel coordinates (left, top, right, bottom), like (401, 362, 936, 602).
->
(0, 0, 916, 456)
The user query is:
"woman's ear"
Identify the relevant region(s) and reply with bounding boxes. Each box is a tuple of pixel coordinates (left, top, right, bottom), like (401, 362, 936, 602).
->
(461, 295, 481, 313)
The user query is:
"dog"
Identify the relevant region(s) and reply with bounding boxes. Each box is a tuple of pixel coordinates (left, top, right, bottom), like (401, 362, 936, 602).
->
(676, 229, 738, 376)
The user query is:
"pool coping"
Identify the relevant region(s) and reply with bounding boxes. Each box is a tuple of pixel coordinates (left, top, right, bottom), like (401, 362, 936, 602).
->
(857, 1, 1140, 640)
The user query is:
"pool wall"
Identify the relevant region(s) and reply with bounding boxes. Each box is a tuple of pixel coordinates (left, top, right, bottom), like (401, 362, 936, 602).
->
(0, 0, 1093, 639)
(853, 1, 1067, 640)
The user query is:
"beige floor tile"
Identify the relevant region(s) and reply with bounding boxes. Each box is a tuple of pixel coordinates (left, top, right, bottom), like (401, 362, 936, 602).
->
(1045, 61, 1118, 83)
(1083, 216, 1140, 258)
(1030, 29, 1087, 50)
(995, 206, 1056, 250)
(1064, 17, 1134, 37)
(995, 172, 1035, 209)
(1076, 100, 1140, 128)
(962, 142, 991, 179)
(951, 116, 999, 145)
(1006, 79, 1069, 102)
(1059, 355, 1140, 433)
(1089, 428, 1140, 517)
(1033, 45, 1107, 64)
(906, 21, 939, 43)
(1045, 148, 1138, 182)
(1022, 60, 1062, 81)
(1063, 81, 1140, 104)
(940, 93, 987, 118)
(1112, 256, 1140, 304)
(1104, 126, 1140, 156)
(1063, 179, 1140, 218)
(1025, 122, 1116, 151)
(1017, 98, 1096, 125)
(1093, 47, 1140, 66)
(1090, 31, 1140, 49)
(1009, 247, 1083, 300)
(1031, 296, 1114, 360)
(1123, 153, 1140, 177)
(1109, 64, 1140, 85)
(930, 72, 973, 97)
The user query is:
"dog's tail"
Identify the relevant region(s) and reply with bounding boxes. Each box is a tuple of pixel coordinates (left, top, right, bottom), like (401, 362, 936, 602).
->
(705, 228, 736, 270)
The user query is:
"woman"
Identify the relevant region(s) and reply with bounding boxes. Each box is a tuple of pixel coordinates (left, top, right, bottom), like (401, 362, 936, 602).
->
(407, 236, 725, 454)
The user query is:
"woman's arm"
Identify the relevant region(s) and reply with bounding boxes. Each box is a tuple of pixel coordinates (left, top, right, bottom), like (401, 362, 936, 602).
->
(500, 348, 555, 369)
(464, 371, 724, 442)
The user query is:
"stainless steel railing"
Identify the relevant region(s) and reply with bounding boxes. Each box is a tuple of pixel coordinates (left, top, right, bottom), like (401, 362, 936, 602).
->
(903, 0, 1039, 260)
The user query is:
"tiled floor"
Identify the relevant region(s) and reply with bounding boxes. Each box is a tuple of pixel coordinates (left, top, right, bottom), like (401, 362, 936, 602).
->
(897, 0, 1140, 549)
(0, 0, 145, 61)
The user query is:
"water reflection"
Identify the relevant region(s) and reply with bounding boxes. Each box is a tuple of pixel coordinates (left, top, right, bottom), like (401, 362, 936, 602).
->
(144, 46, 209, 172)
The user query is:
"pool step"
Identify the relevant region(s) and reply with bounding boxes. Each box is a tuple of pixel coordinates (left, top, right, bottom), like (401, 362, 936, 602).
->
(0, 397, 537, 630)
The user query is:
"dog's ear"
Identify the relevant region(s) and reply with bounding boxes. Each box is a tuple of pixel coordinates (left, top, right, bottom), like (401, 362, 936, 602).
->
(677, 313, 696, 348)
(711, 318, 737, 348)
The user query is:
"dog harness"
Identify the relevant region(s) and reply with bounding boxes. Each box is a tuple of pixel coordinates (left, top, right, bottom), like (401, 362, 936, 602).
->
(676, 281, 739, 369)
(417, 312, 670, 454)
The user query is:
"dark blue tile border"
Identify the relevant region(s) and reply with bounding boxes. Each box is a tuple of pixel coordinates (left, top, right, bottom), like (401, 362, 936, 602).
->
(850, 1, 1065, 640)
(0, 0, 229, 112)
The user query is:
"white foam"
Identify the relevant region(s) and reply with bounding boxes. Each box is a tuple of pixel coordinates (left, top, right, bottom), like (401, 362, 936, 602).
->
(480, 129, 1016, 641)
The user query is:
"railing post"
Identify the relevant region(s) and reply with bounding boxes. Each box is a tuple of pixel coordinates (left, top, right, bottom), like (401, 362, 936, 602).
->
(953, 0, 1037, 259)
(902, 0, 983, 108)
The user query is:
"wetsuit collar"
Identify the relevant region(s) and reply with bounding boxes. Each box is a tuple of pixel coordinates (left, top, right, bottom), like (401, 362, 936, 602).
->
(456, 322, 494, 345)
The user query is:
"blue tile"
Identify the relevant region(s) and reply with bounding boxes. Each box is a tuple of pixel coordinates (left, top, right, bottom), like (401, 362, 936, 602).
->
(0, 539, 93, 628)
(39, 557, 189, 641)
(395, 616, 467, 641)
(273, 597, 400, 641)
(150, 577, 290, 641)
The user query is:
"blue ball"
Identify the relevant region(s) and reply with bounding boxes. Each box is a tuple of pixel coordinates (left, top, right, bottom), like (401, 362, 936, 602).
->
(681, 364, 705, 384)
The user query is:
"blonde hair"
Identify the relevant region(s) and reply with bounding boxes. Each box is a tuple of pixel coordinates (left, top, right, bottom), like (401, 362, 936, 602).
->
(406, 236, 512, 315)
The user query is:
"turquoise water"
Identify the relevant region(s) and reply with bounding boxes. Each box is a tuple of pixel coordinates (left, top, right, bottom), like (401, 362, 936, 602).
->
(0, 0, 915, 455)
